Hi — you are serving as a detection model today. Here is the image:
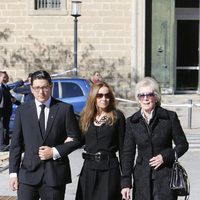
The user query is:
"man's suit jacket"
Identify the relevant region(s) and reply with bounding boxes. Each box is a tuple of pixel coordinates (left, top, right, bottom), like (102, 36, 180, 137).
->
(0, 86, 3, 109)
(9, 97, 81, 187)
(0, 86, 3, 117)
(0, 86, 2, 105)
(1, 84, 13, 117)
(0, 84, 21, 131)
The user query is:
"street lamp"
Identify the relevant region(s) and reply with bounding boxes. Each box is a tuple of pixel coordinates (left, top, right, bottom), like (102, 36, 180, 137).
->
(71, 1, 82, 76)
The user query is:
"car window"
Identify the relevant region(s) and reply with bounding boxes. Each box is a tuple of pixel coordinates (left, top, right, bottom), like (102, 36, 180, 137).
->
(61, 82, 84, 98)
(53, 82, 59, 98)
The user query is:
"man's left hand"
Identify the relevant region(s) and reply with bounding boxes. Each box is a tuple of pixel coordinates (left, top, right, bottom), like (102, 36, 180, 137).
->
(39, 146, 53, 160)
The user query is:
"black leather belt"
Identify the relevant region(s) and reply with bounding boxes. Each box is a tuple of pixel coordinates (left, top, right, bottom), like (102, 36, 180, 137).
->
(82, 152, 116, 162)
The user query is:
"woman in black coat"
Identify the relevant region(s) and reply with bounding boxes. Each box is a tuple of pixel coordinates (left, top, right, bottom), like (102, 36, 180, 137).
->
(75, 81, 126, 200)
(121, 77, 189, 200)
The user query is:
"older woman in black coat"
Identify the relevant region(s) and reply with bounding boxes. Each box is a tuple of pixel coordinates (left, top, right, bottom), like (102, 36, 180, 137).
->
(121, 77, 189, 200)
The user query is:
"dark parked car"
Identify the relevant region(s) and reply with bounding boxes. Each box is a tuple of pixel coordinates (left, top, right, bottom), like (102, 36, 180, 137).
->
(9, 77, 90, 132)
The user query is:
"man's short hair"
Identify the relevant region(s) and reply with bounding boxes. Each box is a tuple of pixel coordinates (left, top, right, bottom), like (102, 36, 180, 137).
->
(31, 70, 51, 85)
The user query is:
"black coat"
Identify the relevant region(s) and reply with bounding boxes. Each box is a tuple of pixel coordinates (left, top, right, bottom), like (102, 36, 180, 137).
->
(121, 106, 189, 200)
(9, 97, 81, 187)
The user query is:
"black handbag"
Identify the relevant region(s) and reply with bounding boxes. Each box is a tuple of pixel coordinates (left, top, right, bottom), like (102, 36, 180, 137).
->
(170, 152, 190, 199)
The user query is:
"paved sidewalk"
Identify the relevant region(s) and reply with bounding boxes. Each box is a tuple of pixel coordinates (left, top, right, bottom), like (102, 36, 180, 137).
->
(0, 149, 199, 200)
(0, 94, 199, 199)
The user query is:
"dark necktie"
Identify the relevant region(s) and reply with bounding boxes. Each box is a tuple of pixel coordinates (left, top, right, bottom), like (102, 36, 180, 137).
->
(39, 104, 46, 138)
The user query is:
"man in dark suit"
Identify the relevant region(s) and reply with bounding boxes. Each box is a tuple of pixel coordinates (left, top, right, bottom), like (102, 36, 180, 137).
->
(0, 84, 4, 151)
(9, 70, 81, 200)
(0, 71, 21, 150)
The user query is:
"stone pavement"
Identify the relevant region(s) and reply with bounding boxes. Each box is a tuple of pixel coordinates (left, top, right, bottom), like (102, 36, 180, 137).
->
(0, 149, 199, 200)
(0, 94, 199, 200)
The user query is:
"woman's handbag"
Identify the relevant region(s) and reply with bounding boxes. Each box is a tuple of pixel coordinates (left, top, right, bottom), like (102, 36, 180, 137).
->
(170, 152, 190, 199)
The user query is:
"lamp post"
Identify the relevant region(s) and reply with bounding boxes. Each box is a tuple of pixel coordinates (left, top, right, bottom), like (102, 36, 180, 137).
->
(71, 1, 82, 77)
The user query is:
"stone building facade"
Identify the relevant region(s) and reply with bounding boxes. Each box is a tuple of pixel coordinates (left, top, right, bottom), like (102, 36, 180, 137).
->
(0, 0, 199, 97)
(0, 0, 136, 97)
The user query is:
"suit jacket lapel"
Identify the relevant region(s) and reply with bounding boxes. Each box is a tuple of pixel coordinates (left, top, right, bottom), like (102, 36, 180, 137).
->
(44, 98, 59, 140)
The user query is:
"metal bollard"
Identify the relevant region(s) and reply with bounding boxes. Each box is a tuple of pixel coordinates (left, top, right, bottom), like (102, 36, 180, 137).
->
(187, 99, 192, 129)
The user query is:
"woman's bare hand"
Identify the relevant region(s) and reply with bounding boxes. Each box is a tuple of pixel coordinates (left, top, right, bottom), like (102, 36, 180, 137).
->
(149, 154, 164, 169)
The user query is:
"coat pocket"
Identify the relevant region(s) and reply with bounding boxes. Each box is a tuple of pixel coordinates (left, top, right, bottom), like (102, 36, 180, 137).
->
(22, 157, 41, 172)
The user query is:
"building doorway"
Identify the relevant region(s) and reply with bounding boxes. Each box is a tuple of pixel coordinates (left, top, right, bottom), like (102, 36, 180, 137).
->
(175, 0, 199, 93)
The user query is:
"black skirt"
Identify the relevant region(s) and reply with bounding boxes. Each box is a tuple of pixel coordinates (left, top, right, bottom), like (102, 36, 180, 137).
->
(75, 164, 122, 200)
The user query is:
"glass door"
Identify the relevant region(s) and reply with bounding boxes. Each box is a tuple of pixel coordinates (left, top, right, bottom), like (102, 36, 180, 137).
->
(176, 20, 199, 91)
(175, 0, 199, 93)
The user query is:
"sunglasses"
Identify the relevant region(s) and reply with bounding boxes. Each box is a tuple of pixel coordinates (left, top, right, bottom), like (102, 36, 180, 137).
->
(137, 92, 155, 100)
(96, 93, 111, 99)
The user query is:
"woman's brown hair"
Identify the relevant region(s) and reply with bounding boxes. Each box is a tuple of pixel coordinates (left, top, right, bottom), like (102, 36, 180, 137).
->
(79, 81, 117, 133)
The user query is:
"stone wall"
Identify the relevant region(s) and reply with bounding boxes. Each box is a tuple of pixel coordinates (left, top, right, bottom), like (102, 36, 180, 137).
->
(0, 0, 133, 98)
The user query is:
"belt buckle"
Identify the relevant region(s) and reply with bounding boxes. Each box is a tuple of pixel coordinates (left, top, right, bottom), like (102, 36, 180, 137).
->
(95, 152, 101, 162)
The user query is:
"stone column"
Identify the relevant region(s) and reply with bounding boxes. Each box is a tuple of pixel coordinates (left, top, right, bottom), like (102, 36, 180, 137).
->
(131, 0, 146, 82)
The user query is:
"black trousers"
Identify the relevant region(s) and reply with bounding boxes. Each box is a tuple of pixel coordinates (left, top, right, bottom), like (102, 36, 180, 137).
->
(17, 182, 66, 200)
(2, 114, 10, 145)
(0, 116, 4, 147)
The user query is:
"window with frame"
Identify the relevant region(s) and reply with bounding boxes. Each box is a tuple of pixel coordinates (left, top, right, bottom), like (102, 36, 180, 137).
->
(29, 0, 67, 15)
(35, 0, 61, 10)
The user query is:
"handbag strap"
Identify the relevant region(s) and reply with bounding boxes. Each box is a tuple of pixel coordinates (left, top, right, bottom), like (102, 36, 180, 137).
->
(185, 194, 189, 200)
(174, 151, 178, 162)
(174, 151, 190, 200)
